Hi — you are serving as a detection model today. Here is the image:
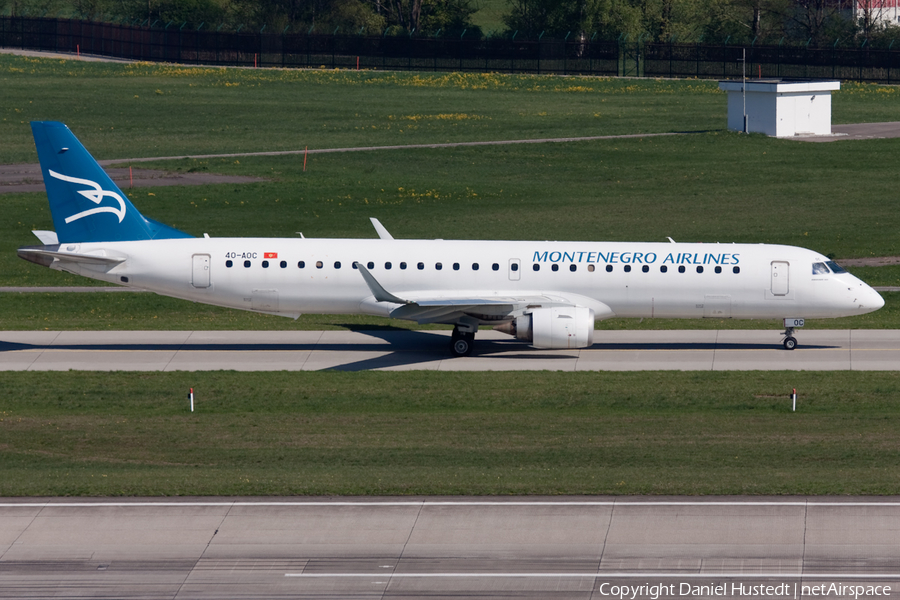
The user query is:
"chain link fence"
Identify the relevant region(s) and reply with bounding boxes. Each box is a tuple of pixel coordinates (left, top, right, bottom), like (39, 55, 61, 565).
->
(3, 16, 899, 82)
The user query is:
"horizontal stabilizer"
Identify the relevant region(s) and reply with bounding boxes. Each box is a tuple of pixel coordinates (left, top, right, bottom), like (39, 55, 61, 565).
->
(17, 245, 126, 268)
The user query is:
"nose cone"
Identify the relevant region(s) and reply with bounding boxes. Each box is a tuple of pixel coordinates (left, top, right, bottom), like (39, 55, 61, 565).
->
(870, 288, 886, 311)
(856, 282, 885, 315)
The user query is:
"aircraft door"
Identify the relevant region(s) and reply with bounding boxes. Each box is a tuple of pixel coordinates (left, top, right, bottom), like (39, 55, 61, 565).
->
(509, 258, 521, 281)
(771, 261, 789, 296)
(192, 254, 210, 288)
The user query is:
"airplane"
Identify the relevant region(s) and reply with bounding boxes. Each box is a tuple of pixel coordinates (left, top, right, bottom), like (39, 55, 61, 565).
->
(18, 121, 885, 357)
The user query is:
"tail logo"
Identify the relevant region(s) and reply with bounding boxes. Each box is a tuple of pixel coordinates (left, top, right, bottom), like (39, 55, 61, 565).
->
(49, 169, 127, 224)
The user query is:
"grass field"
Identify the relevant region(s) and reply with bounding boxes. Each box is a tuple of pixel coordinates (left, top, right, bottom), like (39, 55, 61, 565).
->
(2, 54, 898, 329)
(2, 371, 899, 496)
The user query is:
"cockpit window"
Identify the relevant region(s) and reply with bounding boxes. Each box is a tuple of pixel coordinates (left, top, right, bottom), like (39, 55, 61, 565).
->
(812, 262, 830, 275)
(825, 260, 847, 274)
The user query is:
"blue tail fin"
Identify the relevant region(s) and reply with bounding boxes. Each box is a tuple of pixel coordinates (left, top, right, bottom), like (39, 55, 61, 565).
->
(31, 121, 192, 243)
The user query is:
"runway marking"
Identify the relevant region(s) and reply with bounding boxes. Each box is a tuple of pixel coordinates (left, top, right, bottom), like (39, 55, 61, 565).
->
(285, 572, 900, 579)
(3, 501, 900, 507)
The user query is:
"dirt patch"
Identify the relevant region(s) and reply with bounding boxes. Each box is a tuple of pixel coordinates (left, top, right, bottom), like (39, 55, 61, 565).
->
(0, 163, 265, 194)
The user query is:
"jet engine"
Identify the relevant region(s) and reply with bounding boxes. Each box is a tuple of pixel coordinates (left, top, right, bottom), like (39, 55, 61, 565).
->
(496, 307, 595, 349)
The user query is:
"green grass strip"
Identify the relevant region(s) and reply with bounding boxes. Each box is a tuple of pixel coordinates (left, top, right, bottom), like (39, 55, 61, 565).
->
(1, 371, 899, 496)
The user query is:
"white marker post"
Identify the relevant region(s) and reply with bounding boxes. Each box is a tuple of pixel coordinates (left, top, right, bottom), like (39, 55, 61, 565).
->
(791, 388, 797, 412)
(189, 387, 194, 412)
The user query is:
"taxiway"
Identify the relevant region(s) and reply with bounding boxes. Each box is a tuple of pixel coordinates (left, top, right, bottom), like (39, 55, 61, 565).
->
(1, 329, 899, 371)
(2, 497, 899, 599)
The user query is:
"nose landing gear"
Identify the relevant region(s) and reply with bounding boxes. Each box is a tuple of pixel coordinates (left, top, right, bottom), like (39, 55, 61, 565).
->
(781, 318, 804, 350)
(782, 330, 798, 350)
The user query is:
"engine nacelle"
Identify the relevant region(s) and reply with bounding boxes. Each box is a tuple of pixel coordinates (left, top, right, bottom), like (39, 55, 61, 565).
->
(498, 307, 595, 349)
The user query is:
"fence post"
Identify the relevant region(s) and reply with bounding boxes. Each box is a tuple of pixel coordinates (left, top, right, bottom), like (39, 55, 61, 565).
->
(832, 38, 840, 79)
(887, 40, 894, 85)
(537, 31, 544, 74)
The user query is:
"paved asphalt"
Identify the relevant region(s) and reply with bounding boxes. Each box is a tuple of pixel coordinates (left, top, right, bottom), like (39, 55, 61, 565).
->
(2, 497, 900, 599)
(2, 329, 899, 371)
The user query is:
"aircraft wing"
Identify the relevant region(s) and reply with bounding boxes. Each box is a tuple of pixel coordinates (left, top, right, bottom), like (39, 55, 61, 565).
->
(356, 263, 611, 323)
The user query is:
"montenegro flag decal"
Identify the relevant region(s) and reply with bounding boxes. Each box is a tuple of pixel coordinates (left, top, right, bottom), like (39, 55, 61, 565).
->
(264, 252, 278, 259)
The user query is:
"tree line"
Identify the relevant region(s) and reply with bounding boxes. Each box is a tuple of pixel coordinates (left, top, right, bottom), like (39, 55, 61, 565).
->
(3, 0, 900, 46)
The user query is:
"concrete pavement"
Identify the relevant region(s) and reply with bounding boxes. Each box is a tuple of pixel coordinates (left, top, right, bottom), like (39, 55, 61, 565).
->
(2, 329, 899, 371)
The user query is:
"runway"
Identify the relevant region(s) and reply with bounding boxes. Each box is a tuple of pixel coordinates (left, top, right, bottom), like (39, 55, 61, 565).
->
(2, 497, 900, 599)
(1, 329, 899, 371)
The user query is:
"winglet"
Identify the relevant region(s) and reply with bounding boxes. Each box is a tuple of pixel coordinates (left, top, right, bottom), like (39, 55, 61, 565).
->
(356, 263, 410, 304)
(370, 218, 394, 240)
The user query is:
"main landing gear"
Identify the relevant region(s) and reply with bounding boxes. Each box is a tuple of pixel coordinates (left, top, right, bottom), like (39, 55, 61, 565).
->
(450, 325, 476, 357)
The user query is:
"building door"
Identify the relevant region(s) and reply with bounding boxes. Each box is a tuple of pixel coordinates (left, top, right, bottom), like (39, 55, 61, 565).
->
(191, 254, 210, 288)
(771, 261, 789, 296)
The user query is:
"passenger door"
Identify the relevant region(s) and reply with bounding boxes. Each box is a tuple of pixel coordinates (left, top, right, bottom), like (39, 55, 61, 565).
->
(771, 261, 789, 296)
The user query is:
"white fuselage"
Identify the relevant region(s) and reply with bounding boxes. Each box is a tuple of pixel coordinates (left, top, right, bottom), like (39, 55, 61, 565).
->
(49, 237, 884, 325)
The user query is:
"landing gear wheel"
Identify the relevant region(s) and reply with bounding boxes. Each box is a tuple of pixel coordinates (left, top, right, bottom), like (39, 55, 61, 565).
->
(451, 336, 473, 357)
(783, 336, 797, 351)
(450, 326, 475, 356)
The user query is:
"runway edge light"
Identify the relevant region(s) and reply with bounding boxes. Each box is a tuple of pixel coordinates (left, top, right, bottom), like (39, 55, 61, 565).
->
(189, 387, 194, 413)
(792, 388, 797, 412)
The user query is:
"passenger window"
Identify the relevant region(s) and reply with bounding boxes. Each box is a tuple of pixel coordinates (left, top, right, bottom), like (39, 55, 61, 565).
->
(298, 261, 305, 268)
(492, 263, 499, 271)
(812, 262, 830, 275)
(472, 263, 479, 270)
(641, 265, 649, 273)
(606, 265, 613, 272)
(316, 261, 323, 269)
(244, 260, 251, 268)
(280, 261, 287, 268)
(660, 265, 667, 273)
(367, 261, 374, 269)
(511, 263, 519, 272)
(733, 266, 741, 274)
(334, 261, 341, 269)
(226, 260, 233, 268)
(678, 266, 686, 273)
(587, 264, 595, 272)
(436, 262, 443, 270)
(385, 262, 392, 270)
(262, 260, 269, 268)
(696, 266, 703, 273)
(400, 262, 407, 270)
(352, 262, 358, 269)
(570, 264, 577, 272)
(533, 264, 540, 271)
(453, 263, 460, 271)
(417, 262, 425, 270)
(624, 265, 631, 273)
(552, 264, 559, 272)
(715, 266, 722, 274)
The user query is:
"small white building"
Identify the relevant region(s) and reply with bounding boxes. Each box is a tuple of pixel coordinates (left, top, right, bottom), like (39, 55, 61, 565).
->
(718, 79, 841, 137)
